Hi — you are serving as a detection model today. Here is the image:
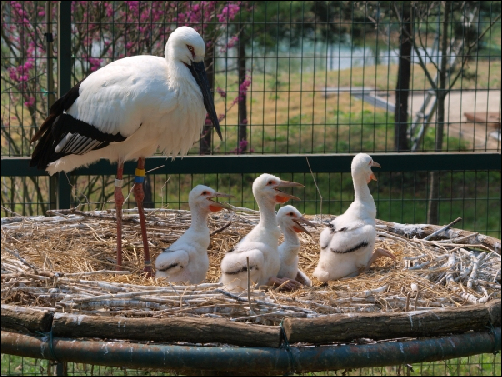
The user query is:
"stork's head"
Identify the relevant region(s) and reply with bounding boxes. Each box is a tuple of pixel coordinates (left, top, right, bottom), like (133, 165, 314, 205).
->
(167, 27, 222, 140)
(252, 173, 304, 205)
(168, 26, 206, 64)
(189, 185, 232, 213)
(351, 153, 380, 183)
(277, 205, 316, 235)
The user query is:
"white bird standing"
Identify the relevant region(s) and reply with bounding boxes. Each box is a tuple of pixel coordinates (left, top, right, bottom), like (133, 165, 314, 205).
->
(30, 27, 221, 277)
(276, 205, 315, 287)
(154, 185, 232, 284)
(220, 174, 304, 291)
(314, 153, 395, 281)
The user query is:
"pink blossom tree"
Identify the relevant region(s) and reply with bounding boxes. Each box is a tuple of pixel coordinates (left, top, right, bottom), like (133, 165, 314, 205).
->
(1, 1, 251, 214)
(1, 1, 250, 156)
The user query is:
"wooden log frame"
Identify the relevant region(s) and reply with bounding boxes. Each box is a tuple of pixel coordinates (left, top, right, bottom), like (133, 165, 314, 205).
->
(284, 299, 501, 344)
(1, 305, 54, 333)
(1, 305, 279, 347)
(376, 219, 501, 253)
(2, 300, 500, 347)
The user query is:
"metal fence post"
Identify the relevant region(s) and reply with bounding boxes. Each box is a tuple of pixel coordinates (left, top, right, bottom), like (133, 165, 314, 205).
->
(55, 1, 72, 209)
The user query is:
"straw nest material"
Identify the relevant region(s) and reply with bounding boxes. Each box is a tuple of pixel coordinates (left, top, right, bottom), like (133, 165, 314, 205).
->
(1, 207, 500, 326)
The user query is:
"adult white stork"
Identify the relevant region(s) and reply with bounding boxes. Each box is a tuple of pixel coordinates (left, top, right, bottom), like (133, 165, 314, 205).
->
(30, 27, 221, 277)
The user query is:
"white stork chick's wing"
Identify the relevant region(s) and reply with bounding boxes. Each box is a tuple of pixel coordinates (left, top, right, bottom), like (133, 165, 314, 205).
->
(155, 185, 232, 284)
(276, 205, 315, 287)
(314, 223, 376, 281)
(30, 26, 221, 174)
(219, 245, 265, 291)
(314, 153, 394, 282)
(220, 174, 304, 291)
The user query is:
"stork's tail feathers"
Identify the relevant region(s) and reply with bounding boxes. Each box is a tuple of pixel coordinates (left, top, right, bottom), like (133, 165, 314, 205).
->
(313, 265, 330, 282)
(30, 81, 82, 170)
(295, 270, 312, 287)
(154, 248, 190, 279)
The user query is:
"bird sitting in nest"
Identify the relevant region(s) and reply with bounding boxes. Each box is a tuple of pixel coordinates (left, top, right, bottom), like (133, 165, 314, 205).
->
(155, 185, 232, 284)
(220, 174, 304, 291)
(314, 153, 395, 281)
(276, 205, 315, 287)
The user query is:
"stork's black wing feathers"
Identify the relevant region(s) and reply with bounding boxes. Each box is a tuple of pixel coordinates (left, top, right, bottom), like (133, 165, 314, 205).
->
(30, 80, 126, 170)
(31, 81, 82, 144)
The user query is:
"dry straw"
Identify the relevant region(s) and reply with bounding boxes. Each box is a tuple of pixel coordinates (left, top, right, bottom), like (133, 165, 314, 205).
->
(1, 208, 500, 325)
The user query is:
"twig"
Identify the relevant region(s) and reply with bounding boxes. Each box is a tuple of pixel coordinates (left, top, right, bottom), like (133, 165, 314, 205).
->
(211, 220, 232, 236)
(306, 157, 323, 223)
(424, 217, 462, 241)
(246, 257, 255, 315)
(3, 247, 37, 272)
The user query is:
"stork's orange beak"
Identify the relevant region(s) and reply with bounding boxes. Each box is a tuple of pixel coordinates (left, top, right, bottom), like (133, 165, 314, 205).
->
(207, 192, 233, 212)
(274, 180, 303, 203)
(292, 216, 317, 235)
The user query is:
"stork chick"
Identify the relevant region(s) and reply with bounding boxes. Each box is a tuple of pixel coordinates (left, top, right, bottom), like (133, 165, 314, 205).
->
(314, 153, 395, 281)
(155, 185, 232, 284)
(276, 205, 315, 287)
(220, 174, 304, 291)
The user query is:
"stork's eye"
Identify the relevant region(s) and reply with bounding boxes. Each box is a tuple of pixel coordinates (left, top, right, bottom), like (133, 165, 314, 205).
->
(201, 191, 208, 196)
(289, 212, 295, 217)
(186, 45, 195, 58)
(267, 181, 274, 185)
(329, 223, 334, 228)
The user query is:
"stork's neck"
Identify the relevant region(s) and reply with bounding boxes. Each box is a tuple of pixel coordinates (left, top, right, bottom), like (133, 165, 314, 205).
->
(353, 174, 374, 204)
(166, 59, 197, 88)
(188, 206, 210, 233)
(256, 197, 278, 229)
(282, 227, 300, 247)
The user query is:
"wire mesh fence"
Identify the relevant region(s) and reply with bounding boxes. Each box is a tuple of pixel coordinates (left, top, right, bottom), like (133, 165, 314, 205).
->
(1, 1, 501, 159)
(2, 167, 501, 238)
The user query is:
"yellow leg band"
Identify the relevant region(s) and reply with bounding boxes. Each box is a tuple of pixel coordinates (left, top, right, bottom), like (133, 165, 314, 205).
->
(135, 168, 146, 177)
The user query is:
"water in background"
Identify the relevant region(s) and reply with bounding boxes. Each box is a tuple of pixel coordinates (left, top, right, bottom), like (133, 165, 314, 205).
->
(215, 39, 445, 74)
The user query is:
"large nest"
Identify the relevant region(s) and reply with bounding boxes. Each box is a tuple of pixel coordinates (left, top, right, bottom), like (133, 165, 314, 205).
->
(1, 208, 500, 325)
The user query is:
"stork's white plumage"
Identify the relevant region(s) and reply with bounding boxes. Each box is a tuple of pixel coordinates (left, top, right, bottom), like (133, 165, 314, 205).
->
(220, 174, 304, 291)
(30, 27, 221, 276)
(276, 205, 314, 287)
(313, 153, 395, 281)
(155, 185, 231, 284)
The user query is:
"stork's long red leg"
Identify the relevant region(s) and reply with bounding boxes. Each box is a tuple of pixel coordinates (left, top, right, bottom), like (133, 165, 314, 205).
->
(115, 161, 125, 270)
(134, 157, 152, 277)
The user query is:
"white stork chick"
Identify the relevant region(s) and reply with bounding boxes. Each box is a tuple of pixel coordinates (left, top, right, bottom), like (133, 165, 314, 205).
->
(314, 153, 395, 281)
(30, 27, 221, 277)
(155, 185, 231, 284)
(276, 205, 315, 287)
(220, 174, 304, 291)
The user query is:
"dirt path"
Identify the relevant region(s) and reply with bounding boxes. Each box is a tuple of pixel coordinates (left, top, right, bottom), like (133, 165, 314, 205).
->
(390, 90, 501, 151)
